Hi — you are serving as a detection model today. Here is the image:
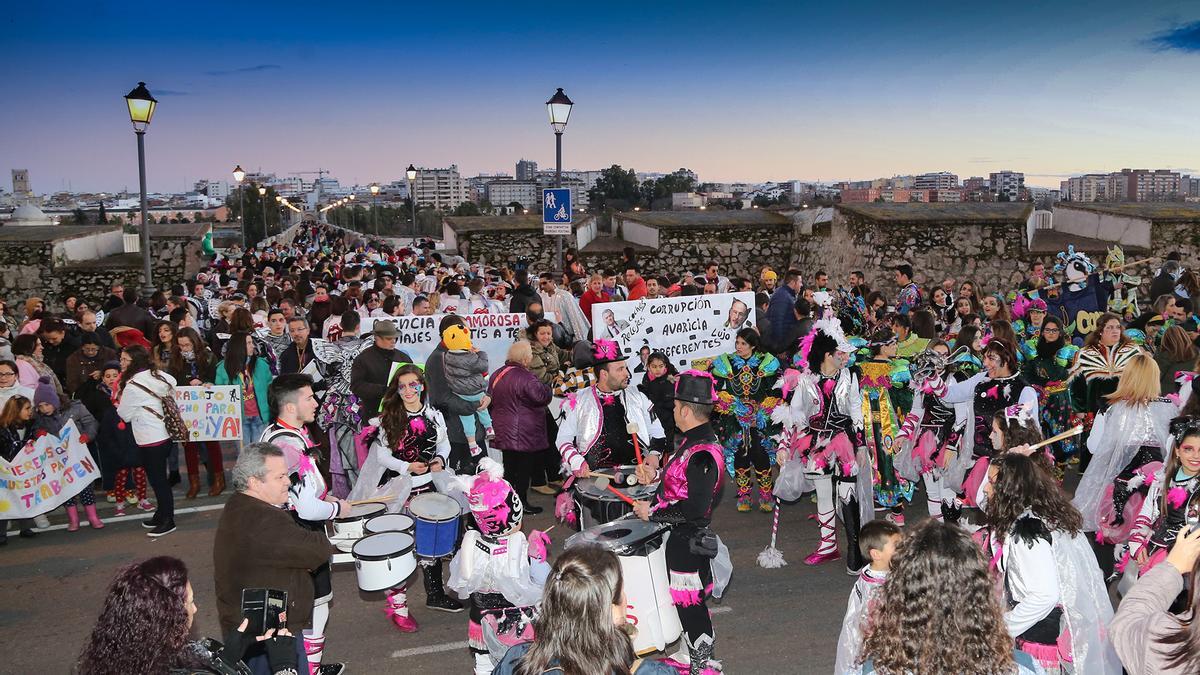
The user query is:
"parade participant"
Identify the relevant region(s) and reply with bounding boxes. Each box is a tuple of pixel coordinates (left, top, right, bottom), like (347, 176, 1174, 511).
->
(857, 327, 914, 523)
(278, 316, 314, 375)
(773, 318, 872, 571)
(259, 374, 350, 675)
(556, 338, 666, 484)
(896, 343, 966, 521)
(1021, 315, 1077, 467)
(311, 312, 369, 496)
(941, 338, 1040, 510)
(448, 458, 552, 675)
(633, 370, 729, 674)
(983, 453, 1122, 674)
(440, 324, 495, 456)
(1011, 296, 1048, 360)
(1119, 417, 1200, 577)
(859, 520, 1045, 675)
(1103, 245, 1142, 320)
(1047, 245, 1113, 343)
(834, 520, 900, 675)
(889, 314, 927, 359)
(258, 307, 292, 363)
(892, 263, 921, 315)
(1073, 354, 1175, 551)
(1069, 312, 1141, 470)
(357, 363, 460, 632)
(711, 328, 782, 513)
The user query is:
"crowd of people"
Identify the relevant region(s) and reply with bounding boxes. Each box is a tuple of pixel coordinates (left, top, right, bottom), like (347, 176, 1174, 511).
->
(6, 218, 1193, 674)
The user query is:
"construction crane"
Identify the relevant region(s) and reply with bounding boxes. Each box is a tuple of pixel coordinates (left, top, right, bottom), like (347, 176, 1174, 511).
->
(290, 169, 332, 205)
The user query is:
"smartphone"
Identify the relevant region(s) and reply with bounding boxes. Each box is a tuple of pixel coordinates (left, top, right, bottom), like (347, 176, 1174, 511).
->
(241, 588, 287, 635)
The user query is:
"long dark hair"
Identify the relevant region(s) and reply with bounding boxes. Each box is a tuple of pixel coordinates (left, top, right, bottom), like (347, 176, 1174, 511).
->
(379, 364, 428, 447)
(222, 330, 255, 381)
(517, 545, 635, 675)
(1159, 421, 1200, 523)
(953, 325, 981, 357)
(860, 520, 1014, 674)
(168, 327, 214, 381)
(986, 453, 1082, 540)
(76, 556, 192, 675)
(1035, 315, 1065, 361)
(1083, 312, 1131, 350)
(118, 344, 160, 393)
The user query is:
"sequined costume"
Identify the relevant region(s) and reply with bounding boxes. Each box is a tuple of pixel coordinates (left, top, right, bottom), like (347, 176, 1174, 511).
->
(897, 370, 964, 521)
(857, 359, 914, 509)
(711, 351, 782, 512)
(1122, 468, 1200, 575)
(943, 371, 1040, 506)
(1021, 344, 1079, 463)
(311, 336, 370, 497)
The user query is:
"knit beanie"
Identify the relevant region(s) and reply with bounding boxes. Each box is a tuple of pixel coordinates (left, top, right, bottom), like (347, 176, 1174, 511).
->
(34, 375, 59, 410)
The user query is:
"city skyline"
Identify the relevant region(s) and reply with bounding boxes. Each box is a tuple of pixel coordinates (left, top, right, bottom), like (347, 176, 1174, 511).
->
(3, 1, 1199, 193)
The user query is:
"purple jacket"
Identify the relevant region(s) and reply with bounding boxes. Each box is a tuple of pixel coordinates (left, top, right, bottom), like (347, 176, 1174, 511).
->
(487, 361, 552, 452)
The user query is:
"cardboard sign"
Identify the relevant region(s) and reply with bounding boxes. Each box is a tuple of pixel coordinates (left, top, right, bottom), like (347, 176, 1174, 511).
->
(174, 385, 243, 441)
(0, 421, 100, 518)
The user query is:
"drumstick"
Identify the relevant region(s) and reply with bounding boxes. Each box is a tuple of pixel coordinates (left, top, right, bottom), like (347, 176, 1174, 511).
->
(1027, 425, 1083, 451)
(593, 476, 637, 506)
(348, 495, 397, 506)
(627, 422, 643, 465)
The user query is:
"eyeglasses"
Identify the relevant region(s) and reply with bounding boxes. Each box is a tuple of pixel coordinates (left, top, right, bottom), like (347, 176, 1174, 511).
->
(1042, 327, 1061, 334)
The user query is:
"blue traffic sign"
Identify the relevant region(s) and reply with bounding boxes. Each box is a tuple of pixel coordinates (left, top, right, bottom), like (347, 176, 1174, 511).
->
(542, 188, 572, 225)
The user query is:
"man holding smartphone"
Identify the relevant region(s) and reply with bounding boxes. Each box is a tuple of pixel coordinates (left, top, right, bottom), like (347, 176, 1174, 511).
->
(214, 442, 338, 675)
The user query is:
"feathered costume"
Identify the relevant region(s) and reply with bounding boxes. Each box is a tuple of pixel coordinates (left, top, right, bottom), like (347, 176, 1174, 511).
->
(711, 351, 782, 512)
(896, 349, 966, 520)
(311, 336, 371, 497)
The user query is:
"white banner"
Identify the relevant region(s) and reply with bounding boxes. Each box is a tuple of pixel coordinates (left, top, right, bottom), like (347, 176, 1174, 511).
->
(590, 292, 756, 385)
(175, 385, 244, 441)
(361, 313, 541, 371)
(0, 421, 100, 518)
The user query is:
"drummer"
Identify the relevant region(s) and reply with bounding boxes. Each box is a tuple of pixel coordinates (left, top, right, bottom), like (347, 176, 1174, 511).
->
(557, 339, 667, 496)
(632, 371, 726, 675)
(359, 363, 462, 633)
(261, 373, 351, 675)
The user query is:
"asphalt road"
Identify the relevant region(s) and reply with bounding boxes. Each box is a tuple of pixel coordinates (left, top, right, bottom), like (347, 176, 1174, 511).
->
(2, 479, 883, 674)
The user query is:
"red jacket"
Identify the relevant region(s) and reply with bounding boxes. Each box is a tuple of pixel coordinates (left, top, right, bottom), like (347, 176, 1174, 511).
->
(579, 289, 610, 327)
(626, 276, 648, 301)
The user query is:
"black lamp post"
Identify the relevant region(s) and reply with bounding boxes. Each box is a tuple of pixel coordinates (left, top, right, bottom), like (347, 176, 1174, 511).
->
(370, 184, 380, 237)
(124, 82, 157, 298)
(257, 186, 267, 241)
(406, 164, 418, 239)
(232, 164, 246, 248)
(546, 87, 573, 274)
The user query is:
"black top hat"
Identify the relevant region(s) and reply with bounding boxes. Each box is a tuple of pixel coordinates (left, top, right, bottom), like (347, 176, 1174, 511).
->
(571, 339, 626, 369)
(674, 370, 717, 405)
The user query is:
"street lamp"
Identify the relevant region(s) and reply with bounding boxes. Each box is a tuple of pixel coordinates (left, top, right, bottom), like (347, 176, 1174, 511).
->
(349, 193, 356, 232)
(125, 82, 157, 298)
(545, 87, 573, 274)
(232, 164, 246, 248)
(258, 185, 267, 240)
(370, 183, 380, 237)
(406, 164, 417, 240)
(275, 195, 284, 232)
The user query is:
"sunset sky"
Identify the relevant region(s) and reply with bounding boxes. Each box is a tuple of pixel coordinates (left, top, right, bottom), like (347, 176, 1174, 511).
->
(3, 1, 1199, 193)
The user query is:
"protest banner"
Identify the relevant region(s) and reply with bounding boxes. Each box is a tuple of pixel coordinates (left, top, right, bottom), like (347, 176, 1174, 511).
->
(0, 420, 100, 518)
(175, 385, 243, 442)
(591, 292, 756, 385)
(361, 312, 551, 370)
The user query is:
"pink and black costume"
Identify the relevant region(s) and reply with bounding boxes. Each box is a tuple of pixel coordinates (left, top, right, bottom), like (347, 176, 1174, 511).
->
(896, 348, 966, 521)
(648, 371, 727, 675)
(448, 459, 550, 675)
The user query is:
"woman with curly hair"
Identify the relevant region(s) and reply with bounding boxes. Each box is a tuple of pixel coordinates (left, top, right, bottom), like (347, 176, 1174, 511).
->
(76, 555, 298, 675)
(982, 453, 1122, 674)
(858, 519, 1040, 675)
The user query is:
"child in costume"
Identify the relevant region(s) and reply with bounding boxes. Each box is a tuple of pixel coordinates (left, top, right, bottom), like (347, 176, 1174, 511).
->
(983, 453, 1122, 674)
(896, 343, 966, 521)
(440, 324, 495, 455)
(834, 520, 900, 675)
(1119, 417, 1200, 578)
(448, 458, 551, 675)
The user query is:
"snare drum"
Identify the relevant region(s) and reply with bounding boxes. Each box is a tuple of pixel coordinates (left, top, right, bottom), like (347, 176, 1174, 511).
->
(365, 513, 415, 536)
(331, 539, 354, 566)
(407, 492, 462, 558)
(574, 465, 658, 529)
(329, 502, 387, 543)
(352, 532, 417, 592)
(566, 519, 681, 654)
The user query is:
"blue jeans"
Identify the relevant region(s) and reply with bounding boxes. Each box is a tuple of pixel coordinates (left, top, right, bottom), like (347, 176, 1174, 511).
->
(243, 415, 268, 447)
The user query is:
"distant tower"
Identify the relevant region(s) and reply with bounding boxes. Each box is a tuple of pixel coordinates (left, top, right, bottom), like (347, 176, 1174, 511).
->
(12, 169, 32, 204)
(516, 159, 538, 181)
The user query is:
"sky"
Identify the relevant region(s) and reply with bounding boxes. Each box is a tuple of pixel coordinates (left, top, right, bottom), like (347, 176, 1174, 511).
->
(3, 1, 1200, 194)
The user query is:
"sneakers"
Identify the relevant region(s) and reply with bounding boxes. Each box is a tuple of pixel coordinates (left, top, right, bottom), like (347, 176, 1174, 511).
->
(425, 594, 465, 613)
(126, 494, 139, 505)
(105, 493, 117, 503)
(466, 443, 483, 457)
(147, 521, 176, 538)
(142, 515, 160, 529)
(523, 503, 545, 515)
(33, 514, 50, 529)
(485, 426, 496, 440)
(138, 500, 154, 512)
(318, 664, 346, 675)
(114, 503, 126, 517)
(886, 510, 906, 526)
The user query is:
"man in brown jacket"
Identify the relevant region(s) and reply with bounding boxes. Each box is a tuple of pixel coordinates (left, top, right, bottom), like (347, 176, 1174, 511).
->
(214, 442, 340, 673)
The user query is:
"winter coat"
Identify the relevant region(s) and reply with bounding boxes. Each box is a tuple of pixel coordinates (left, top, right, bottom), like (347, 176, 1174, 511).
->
(64, 346, 118, 396)
(528, 340, 568, 386)
(487, 362, 552, 453)
(350, 344, 414, 417)
(32, 401, 99, 440)
(443, 348, 489, 397)
(116, 369, 177, 445)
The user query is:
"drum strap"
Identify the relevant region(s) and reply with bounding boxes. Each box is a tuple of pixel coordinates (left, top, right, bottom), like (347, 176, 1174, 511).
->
(630, 658, 645, 673)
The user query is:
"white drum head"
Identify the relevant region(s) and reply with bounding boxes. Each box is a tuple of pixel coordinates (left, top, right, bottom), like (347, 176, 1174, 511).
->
(567, 520, 666, 551)
(353, 532, 415, 558)
(408, 493, 461, 521)
(365, 514, 415, 534)
(335, 540, 354, 553)
(338, 502, 386, 521)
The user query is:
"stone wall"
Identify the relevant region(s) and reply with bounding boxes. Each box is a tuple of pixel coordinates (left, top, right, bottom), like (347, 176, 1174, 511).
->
(792, 211, 1036, 294)
(653, 224, 792, 279)
(0, 235, 200, 309)
(1153, 221, 1200, 264)
(457, 229, 559, 272)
